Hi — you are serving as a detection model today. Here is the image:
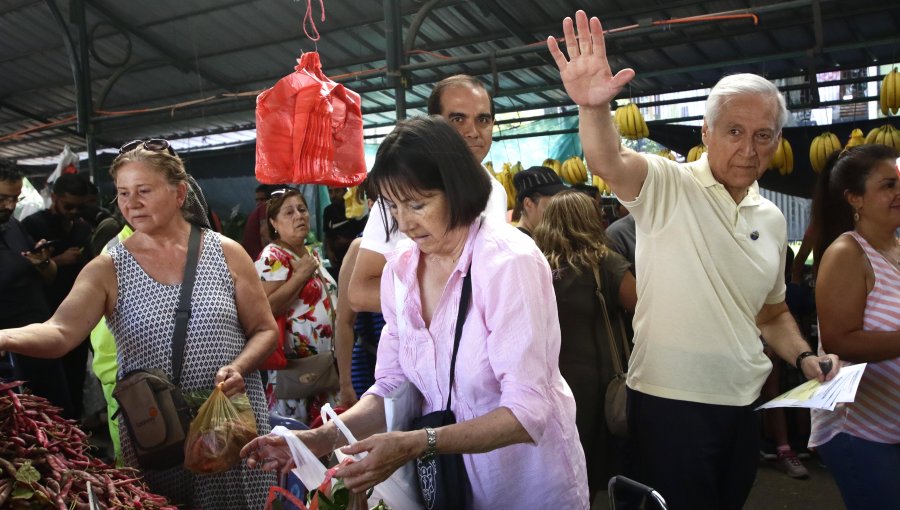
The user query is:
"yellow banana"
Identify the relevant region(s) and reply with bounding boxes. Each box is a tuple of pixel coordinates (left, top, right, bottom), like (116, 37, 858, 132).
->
(484, 161, 494, 173)
(783, 139, 794, 174)
(542, 158, 562, 174)
(687, 144, 706, 162)
(865, 127, 881, 144)
(623, 104, 635, 139)
(560, 158, 573, 184)
(876, 126, 887, 146)
(810, 133, 837, 173)
(631, 104, 648, 139)
(890, 125, 900, 150)
(845, 128, 865, 148)
(891, 69, 900, 115)
(881, 70, 893, 116)
(771, 139, 785, 171)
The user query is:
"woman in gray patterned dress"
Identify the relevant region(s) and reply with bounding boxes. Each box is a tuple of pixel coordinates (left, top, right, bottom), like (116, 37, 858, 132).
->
(0, 140, 278, 509)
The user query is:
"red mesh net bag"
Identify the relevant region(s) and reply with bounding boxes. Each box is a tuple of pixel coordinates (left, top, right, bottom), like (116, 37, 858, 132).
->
(255, 52, 366, 186)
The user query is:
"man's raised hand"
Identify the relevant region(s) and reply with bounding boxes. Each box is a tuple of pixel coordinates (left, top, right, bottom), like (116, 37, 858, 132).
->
(547, 10, 636, 109)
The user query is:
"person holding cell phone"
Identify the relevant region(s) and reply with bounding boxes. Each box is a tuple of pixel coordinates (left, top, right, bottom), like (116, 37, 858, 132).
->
(0, 158, 69, 410)
(22, 173, 94, 419)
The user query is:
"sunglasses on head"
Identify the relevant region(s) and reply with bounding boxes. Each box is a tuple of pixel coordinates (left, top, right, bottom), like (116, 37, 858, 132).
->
(268, 187, 299, 200)
(119, 139, 176, 156)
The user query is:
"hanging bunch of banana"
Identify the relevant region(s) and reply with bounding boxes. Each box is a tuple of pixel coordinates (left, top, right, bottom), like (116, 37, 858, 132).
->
(879, 68, 900, 116)
(809, 132, 841, 173)
(542, 158, 562, 174)
(770, 138, 794, 176)
(492, 162, 518, 209)
(614, 103, 649, 140)
(592, 175, 612, 195)
(844, 129, 865, 149)
(484, 161, 494, 173)
(687, 144, 706, 162)
(863, 124, 900, 150)
(656, 149, 677, 161)
(559, 156, 588, 185)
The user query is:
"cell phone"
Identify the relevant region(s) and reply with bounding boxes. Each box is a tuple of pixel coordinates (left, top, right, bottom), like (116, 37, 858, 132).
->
(27, 240, 60, 253)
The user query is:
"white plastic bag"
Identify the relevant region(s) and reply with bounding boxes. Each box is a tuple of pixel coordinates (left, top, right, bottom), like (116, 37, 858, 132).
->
(319, 403, 423, 510)
(381, 382, 423, 504)
(270, 425, 329, 492)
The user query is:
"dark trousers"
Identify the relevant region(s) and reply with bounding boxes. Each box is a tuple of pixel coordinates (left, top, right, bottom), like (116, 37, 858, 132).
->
(625, 388, 759, 510)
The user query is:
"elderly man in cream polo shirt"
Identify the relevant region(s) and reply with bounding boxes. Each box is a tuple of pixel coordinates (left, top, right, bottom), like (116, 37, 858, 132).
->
(550, 11, 839, 510)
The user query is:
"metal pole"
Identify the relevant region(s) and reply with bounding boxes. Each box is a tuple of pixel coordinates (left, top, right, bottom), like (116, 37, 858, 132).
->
(72, 0, 97, 179)
(383, 0, 406, 120)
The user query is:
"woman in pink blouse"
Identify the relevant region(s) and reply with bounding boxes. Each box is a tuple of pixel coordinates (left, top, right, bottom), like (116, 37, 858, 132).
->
(809, 144, 900, 509)
(243, 116, 589, 509)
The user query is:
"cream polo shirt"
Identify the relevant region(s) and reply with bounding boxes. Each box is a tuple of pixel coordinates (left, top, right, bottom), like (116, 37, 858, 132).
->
(624, 154, 787, 406)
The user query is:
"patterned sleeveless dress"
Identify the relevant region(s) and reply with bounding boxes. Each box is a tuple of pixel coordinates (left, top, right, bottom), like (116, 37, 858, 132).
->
(107, 230, 275, 509)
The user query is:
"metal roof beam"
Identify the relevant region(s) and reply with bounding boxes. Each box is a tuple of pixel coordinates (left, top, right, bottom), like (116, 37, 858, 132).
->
(83, 0, 237, 92)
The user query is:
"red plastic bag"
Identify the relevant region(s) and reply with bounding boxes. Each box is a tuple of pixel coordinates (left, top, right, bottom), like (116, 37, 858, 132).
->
(256, 52, 367, 187)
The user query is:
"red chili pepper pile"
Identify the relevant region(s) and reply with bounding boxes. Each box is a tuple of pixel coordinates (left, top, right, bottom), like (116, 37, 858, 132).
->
(0, 380, 177, 509)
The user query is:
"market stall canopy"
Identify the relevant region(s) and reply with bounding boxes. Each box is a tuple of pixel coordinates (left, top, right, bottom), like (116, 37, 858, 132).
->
(1, 0, 898, 182)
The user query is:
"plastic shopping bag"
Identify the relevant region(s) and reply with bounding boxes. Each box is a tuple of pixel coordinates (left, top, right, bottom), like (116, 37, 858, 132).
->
(183, 384, 258, 474)
(320, 404, 422, 510)
(255, 51, 366, 187)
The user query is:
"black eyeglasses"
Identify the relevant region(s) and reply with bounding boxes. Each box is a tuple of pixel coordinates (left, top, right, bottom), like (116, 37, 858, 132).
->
(118, 139, 176, 156)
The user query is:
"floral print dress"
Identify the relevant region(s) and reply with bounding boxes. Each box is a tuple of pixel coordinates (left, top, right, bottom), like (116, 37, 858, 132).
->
(255, 242, 337, 422)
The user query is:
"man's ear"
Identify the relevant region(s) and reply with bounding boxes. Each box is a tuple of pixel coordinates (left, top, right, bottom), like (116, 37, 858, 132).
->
(701, 120, 709, 146)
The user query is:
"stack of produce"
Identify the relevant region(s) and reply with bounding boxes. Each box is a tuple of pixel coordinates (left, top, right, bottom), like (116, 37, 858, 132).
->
(863, 124, 900, 150)
(879, 68, 900, 116)
(613, 103, 649, 139)
(0, 381, 176, 509)
(809, 132, 841, 172)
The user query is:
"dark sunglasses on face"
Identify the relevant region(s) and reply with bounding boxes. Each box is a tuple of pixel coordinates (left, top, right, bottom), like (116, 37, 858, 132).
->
(118, 138, 176, 156)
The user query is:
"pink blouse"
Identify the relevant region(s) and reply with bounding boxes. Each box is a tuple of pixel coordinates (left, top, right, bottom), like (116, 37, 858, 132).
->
(365, 217, 589, 510)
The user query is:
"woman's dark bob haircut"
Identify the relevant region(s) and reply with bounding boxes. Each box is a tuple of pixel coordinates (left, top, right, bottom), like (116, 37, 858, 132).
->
(368, 115, 491, 236)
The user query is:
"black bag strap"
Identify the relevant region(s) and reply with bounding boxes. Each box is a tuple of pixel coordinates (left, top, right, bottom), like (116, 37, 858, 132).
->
(444, 266, 473, 412)
(591, 265, 630, 377)
(172, 224, 202, 385)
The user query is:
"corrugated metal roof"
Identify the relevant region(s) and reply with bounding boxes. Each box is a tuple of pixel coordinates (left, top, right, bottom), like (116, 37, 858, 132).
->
(1, 0, 898, 164)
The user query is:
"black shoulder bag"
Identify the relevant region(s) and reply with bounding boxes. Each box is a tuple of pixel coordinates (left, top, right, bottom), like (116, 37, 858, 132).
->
(411, 267, 473, 510)
(113, 224, 202, 469)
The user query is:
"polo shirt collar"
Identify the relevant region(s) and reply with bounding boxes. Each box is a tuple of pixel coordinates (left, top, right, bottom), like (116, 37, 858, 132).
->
(692, 154, 762, 207)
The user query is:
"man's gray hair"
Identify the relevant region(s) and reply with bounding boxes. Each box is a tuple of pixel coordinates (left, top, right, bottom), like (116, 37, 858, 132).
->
(705, 73, 789, 131)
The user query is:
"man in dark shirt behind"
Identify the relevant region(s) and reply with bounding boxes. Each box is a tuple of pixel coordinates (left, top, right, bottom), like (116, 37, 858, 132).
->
(0, 160, 71, 413)
(22, 173, 93, 418)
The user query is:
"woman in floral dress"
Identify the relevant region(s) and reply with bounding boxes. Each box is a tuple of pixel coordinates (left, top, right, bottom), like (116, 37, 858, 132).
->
(255, 188, 338, 422)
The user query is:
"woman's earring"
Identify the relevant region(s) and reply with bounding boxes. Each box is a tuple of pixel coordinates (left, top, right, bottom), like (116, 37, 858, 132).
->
(853, 209, 860, 222)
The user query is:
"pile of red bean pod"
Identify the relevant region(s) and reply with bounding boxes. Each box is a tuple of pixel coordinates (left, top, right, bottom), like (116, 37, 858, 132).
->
(0, 380, 177, 509)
